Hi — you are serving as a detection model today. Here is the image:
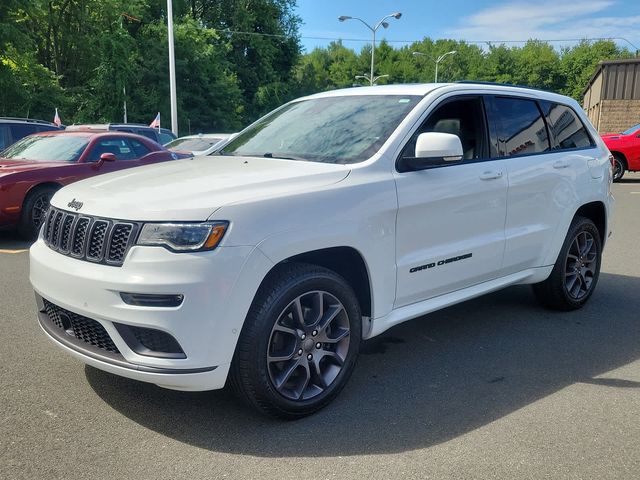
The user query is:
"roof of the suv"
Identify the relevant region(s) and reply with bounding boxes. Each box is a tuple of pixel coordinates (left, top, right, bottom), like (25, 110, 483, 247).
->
(67, 123, 161, 131)
(302, 82, 576, 105)
(0, 117, 59, 127)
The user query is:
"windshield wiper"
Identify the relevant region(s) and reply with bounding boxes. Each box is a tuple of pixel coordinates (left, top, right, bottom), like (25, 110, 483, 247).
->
(263, 152, 305, 161)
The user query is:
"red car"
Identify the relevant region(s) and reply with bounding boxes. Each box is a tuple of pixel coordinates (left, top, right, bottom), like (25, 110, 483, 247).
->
(601, 123, 640, 181)
(0, 130, 187, 238)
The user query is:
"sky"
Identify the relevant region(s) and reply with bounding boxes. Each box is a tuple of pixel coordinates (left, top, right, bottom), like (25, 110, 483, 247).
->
(295, 0, 640, 53)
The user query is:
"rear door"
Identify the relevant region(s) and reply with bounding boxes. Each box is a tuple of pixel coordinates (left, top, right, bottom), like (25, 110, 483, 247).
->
(485, 96, 594, 273)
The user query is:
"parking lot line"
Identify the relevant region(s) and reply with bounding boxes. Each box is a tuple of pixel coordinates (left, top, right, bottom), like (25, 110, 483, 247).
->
(0, 249, 28, 254)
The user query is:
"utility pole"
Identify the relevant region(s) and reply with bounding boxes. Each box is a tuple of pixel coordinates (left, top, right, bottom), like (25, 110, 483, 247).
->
(167, 0, 178, 136)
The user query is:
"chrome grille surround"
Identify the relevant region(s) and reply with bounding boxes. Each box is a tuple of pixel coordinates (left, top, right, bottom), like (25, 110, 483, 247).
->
(42, 207, 140, 267)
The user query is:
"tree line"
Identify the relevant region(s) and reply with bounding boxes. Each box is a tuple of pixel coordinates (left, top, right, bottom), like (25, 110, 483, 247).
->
(0, 0, 634, 134)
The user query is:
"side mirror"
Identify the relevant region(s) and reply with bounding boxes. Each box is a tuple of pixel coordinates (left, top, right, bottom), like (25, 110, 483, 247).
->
(399, 132, 463, 172)
(100, 152, 117, 162)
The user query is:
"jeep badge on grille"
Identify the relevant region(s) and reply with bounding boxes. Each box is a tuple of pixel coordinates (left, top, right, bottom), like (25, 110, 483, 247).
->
(67, 198, 83, 211)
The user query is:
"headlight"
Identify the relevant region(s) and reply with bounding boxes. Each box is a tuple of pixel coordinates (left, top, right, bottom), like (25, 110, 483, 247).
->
(137, 222, 228, 252)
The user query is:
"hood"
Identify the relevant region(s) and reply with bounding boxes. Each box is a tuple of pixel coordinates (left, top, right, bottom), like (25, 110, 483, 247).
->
(51, 155, 351, 221)
(0, 159, 69, 177)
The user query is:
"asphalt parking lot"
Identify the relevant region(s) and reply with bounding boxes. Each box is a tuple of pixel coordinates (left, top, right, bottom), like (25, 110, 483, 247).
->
(1, 176, 639, 480)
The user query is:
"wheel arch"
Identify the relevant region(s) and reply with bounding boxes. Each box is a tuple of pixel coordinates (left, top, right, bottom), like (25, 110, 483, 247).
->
(23, 181, 63, 207)
(261, 246, 373, 320)
(574, 201, 607, 246)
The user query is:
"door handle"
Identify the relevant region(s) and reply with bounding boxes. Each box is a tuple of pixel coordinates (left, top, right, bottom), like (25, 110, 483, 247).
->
(479, 171, 503, 180)
(553, 160, 570, 169)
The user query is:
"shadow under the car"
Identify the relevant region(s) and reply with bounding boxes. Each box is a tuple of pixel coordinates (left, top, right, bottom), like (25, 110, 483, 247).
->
(0, 230, 32, 250)
(85, 272, 640, 457)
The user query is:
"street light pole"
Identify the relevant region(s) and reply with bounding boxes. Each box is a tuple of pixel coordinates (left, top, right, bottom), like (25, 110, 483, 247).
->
(338, 13, 402, 86)
(167, 0, 178, 136)
(413, 50, 457, 82)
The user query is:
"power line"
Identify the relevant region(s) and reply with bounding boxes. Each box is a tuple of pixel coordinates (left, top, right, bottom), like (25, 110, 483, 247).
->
(221, 29, 639, 51)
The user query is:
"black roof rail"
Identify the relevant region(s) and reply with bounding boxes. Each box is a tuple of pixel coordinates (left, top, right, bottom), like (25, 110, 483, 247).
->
(455, 80, 554, 93)
(0, 117, 58, 126)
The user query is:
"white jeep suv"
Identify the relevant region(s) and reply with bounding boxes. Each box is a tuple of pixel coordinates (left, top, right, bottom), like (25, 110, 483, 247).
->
(30, 83, 614, 418)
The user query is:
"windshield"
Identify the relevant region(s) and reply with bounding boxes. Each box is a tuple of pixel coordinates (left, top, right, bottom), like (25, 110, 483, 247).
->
(622, 123, 640, 135)
(166, 137, 223, 151)
(218, 95, 421, 164)
(2, 135, 89, 162)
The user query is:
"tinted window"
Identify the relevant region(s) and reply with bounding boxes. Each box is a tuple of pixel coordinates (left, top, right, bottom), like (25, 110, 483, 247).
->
(539, 102, 595, 149)
(10, 124, 38, 143)
(158, 132, 175, 145)
(400, 97, 489, 161)
(136, 129, 158, 142)
(490, 97, 550, 157)
(0, 125, 11, 151)
(87, 138, 137, 161)
(130, 139, 151, 157)
(36, 125, 60, 133)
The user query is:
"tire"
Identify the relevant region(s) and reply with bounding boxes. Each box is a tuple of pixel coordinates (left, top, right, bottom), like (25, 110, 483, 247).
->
(532, 216, 602, 311)
(612, 153, 626, 182)
(17, 185, 58, 240)
(230, 262, 362, 419)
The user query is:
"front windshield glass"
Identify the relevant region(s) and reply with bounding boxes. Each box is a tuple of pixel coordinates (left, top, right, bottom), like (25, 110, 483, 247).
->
(2, 135, 89, 162)
(167, 138, 222, 151)
(622, 123, 640, 135)
(219, 95, 421, 164)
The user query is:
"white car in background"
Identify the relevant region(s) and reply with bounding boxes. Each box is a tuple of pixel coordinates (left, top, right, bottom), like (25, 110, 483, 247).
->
(165, 133, 234, 156)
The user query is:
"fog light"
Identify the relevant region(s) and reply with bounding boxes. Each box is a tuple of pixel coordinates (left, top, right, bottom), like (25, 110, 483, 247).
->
(120, 293, 184, 307)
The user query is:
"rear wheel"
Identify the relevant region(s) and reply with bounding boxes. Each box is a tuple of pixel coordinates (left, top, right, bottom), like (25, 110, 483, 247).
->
(17, 186, 57, 240)
(612, 153, 626, 181)
(230, 263, 361, 419)
(533, 216, 602, 310)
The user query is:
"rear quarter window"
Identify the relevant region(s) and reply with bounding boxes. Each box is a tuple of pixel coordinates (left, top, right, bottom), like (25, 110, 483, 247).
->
(539, 101, 595, 150)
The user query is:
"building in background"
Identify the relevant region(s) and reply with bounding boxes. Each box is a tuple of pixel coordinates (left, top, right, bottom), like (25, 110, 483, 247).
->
(583, 59, 640, 133)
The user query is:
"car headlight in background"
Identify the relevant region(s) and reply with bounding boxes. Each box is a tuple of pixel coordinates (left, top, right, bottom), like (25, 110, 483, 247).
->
(137, 222, 228, 252)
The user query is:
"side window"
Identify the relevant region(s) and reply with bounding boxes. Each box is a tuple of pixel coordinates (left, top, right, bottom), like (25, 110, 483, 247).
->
(129, 139, 151, 157)
(10, 124, 38, 143)
(0, 125, 11, 150)
(36, 125, 59, 133)
(158, 132, 174, 145)
(400, 97, 488, 162)
(539, 101, 595, 150)
(137, 129, 158, 142)
(489, 97, 550, 157)
(87, 138, 137, 162)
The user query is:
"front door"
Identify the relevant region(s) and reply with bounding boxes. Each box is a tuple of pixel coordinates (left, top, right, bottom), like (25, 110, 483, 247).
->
(394, 96, 508, 307)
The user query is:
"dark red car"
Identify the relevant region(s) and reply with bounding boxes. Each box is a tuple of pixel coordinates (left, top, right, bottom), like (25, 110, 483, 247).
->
(601, 123, 640, 181)
(0, 130, 187, 238)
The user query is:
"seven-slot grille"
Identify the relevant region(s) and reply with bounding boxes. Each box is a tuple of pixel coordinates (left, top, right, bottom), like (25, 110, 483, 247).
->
(42, 207, 140, 266)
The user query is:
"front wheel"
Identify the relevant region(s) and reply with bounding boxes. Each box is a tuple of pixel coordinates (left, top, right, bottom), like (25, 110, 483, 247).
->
(532, 216, 602, 310)
(230, 263, 361, 419)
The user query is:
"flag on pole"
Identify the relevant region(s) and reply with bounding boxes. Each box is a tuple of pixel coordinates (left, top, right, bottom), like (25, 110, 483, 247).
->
(53, 108, 61, 127)
(149, 112, 160, 130)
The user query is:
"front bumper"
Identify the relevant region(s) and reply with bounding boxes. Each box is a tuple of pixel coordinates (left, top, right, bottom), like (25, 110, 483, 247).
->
(30, 238, 273, 391)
